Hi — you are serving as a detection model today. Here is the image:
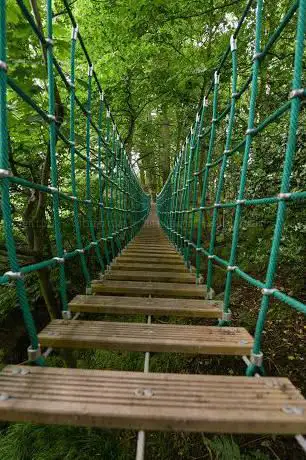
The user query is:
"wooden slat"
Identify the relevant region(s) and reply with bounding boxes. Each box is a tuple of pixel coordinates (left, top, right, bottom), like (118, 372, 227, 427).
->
(121, 252, 182, 259)
(104, 270, 196, 283)
(116, 256, 183, 265)
(91, 280, 206, 298)
(38, 320, 253, 355)
(0, 366, 305, 434)
(110, 262, 188, 273)
(69, 295, 222, 317)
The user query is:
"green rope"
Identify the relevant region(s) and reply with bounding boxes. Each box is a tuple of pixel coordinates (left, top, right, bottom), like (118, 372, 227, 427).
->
(1, 0, 149, 363)
(157, 0, 306, 376)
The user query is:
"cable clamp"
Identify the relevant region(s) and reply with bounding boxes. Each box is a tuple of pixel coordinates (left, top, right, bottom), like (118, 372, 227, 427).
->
(232, 92, 239, 99)
(100, 91, 104, 101)
(250, 351, 263, 366)
(208, 254, 214, 259)
(76, 248, 85, 254)
(214, 203, 221, 208)
(236, 199, 245, 205)
(0, 169, 12, 178)
(69, 140, 75, 146)
(62, 310, 72, 320)
(230, 35, 237, 51)
(70, 195, 77, 201)
(212, 118, 217, 123)
(0, 60, 8, 72)
(220, 309, 232, 321)
(278, 192, 291, 200)
(253, 52, 263, 61)
(27, 344, 41, 361)
(47, 114, 56, 122)
(206, 163, 212, 167)
(49, 186, 58, 193)
(53, 257, 65, 264)
(262, 287, 277, 295)
(67, 78, 75, 89)
(199, 206, 205, 211)
(106, 109, 110, 118)
(45, 38, 54, 47)
(289, 88, 305, 99)
(214, 71, 220, 84)
(71, 25, 78, 40)
(227, 265, 237, 271)
(4, 271, 23, 280)
(84, 199, 91, 204)
(246, 128, 256, 136)
(224, 149, 230, 154)
(196, 247, 201, 252)
(99, 202, 104, 207)
(88, 65, 93, 76)
(196, 112, 200, 122)
(188, 242, 193, 246)
(90, 241, 98, 247)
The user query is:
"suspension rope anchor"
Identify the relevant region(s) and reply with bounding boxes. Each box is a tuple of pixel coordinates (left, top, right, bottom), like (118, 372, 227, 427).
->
(250, 351, 263, 367)
(27, 344, 42, 362)
(261, 288, 277, 295)
(53, 257, 65, 264)
(0, 168, 12, 178)
(289, 88, 305, 100)
(62, 310, 72, 320)
(4, 271, 23, 280)
(0, 60, 8, 72)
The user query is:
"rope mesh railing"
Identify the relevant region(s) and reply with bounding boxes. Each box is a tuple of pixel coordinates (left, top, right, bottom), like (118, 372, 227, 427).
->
(157, 0, 305, 376)
(0, 0, 150, 364)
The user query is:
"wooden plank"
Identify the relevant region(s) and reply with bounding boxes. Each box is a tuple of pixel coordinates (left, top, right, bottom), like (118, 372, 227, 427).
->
(0, 366, 305, 433)
(124, 248, 177, 254)
(110, 262, 188, 273)
(0, 365, 304, 433)
(116, 257, 183, 265)
(38, 320, 253, 355)
(69, 295, 222, 318)
(91, 280, 206, 298)
(104, 271, 196, 283)
(120, 252, 182, 259)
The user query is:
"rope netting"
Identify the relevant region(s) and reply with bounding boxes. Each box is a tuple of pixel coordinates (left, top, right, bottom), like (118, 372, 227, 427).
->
(0, 0, 150, 363)
(157, 0, 305, 376)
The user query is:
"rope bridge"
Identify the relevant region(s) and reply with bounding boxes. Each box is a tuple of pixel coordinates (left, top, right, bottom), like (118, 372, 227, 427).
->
(0, 0, 305, 458)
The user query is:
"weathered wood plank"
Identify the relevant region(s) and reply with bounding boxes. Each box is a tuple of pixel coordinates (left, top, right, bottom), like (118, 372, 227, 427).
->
(39, 320, 253, 355)
(0, 366, 305, 433)
(91, 280, 206, 298)
(110, 262, 188, 273)
(69, 295, 222, 317)
(104, 270, 196, 283)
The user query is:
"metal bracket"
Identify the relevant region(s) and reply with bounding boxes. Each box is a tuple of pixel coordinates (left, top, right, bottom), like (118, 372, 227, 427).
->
(262, 288, 277, 295)
(0, 168, 12, 178)
(289, 88, 305, 100)
(250, 351, 263, 367)
(220, 309, 232, 322)
(0, 60, 8, 72)
(71, 25, 78, 40)
(53, 257, 65, 264)
(45, 38, 54, 47)
(230, 36, 237, 51)
(27, 344, 41, 361)
(4, 271, 23, 280)
(278, 192, 291, 200)
(62, 310, 72, 320)
(227, 265, 237, 271)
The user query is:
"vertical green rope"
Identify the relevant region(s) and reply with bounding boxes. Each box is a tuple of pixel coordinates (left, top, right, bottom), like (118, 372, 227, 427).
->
(69, 25, 91, 286)
(46, 0, 68, 312)
(247, 0, 305, 376)
(196, 72, 220, 293)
